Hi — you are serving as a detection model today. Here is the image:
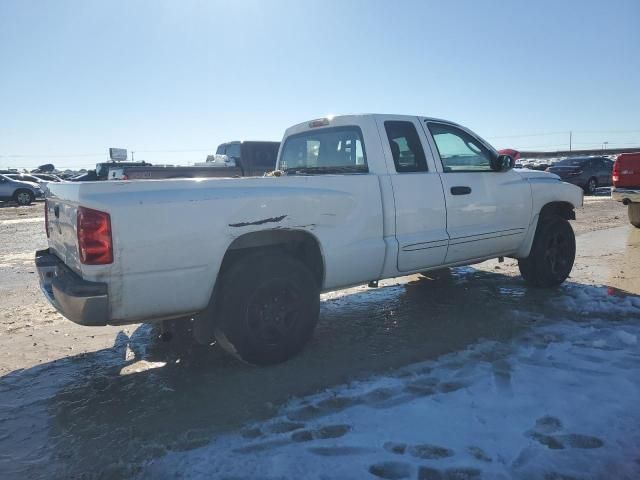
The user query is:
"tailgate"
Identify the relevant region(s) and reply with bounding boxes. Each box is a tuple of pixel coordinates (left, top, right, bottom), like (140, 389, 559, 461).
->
(46, 193, 82, 275)
(615, 155, 640, 188)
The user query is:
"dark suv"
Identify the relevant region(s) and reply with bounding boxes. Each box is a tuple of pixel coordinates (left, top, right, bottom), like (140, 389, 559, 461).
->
(547, 156, 613, 194)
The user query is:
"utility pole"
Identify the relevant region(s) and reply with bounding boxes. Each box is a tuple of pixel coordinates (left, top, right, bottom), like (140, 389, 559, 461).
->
(569, 131, 572, 151)
(131, 151, 135, 162)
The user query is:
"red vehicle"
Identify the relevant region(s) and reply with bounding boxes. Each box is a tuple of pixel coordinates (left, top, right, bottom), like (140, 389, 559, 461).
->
(612, 153, 640, 228)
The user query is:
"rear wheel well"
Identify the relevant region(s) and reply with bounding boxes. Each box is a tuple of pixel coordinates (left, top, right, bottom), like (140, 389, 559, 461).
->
(539, 201, 575, 221)
(219, 230, 324, 287)
(13, 188, 33, 196)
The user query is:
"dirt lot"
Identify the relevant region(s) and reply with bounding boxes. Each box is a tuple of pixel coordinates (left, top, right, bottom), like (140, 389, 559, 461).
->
(0, 198, 639, 479)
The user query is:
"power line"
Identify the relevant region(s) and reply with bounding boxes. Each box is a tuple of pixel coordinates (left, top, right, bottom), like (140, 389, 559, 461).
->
(488, 132, 568, 139)
(488, 128, 640, 140)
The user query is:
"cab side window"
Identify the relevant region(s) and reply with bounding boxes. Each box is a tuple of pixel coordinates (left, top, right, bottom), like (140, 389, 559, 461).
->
(427, 122, 493, 172)
(384, 121, 428, 173)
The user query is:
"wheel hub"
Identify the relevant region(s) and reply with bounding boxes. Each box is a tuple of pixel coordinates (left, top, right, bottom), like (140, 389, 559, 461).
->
(247, 282, 302, 347)
(545, 232, 570, 277)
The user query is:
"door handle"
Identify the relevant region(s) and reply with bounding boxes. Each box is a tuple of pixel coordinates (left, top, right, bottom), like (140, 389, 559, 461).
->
(450, 186, 472, 195)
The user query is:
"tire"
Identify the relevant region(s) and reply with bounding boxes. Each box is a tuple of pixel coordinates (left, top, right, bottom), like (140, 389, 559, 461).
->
(629, 203, 640, 228)
(518, 215, 576, 287)
(213, 252, 320, 365)
(13, 189, 34, 206)
(584, 177, 597, 195)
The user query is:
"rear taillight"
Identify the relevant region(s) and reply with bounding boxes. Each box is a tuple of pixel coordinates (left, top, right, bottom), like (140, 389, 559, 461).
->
(44, 200, 50, 238)
(77, 207, 113, 265)
(612, 161, 620, 184)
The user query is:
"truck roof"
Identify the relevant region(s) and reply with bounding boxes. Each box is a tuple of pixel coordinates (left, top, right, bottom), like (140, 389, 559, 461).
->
(218, 140, 280, 146)
(284, 114, 462, 137)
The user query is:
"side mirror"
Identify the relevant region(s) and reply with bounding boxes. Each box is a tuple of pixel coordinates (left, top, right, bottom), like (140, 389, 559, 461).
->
(491, 154, 515, 172)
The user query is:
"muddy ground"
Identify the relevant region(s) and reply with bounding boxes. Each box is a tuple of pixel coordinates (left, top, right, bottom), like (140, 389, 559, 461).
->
(0, 197, 638, 479)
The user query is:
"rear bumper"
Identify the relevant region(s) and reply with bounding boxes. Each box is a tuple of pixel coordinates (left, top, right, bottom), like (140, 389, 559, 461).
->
(35, 249, 109, 326)
(612, 187, 640, 204)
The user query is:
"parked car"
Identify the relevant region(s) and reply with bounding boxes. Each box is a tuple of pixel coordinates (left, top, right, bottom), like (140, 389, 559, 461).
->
(529, 161, 550, 171)
(5, 173, 48, 185)
(611, 152, 640, 228)
(32, 173, 63, 182)
(0, 174, 44, 205)
(546, 156, 613, 194)
(36, 114, 583, 365)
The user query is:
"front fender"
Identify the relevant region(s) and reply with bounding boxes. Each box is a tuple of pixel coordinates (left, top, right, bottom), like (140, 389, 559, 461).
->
(515, 177, 583, 258)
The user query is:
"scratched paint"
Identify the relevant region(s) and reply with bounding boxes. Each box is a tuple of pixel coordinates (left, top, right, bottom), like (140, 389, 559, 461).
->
(229, 215, 287, 228)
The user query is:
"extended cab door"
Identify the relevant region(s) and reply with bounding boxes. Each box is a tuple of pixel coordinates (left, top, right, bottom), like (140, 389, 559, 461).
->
(376, 117, 449, 272)
(422, 120, 532, 264)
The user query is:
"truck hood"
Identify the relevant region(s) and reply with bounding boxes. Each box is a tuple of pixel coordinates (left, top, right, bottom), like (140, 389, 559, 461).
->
(515, 169, 560, 181)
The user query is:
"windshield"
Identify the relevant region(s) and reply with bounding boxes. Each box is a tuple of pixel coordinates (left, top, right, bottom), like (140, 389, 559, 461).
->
(280, 126, 367, 174)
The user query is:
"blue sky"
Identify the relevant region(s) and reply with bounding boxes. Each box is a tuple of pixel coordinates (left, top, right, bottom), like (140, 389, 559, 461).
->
(1, 0, 639, 170)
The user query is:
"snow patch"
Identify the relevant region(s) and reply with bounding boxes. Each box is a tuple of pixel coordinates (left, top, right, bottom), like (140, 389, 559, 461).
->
(141, 321, 640, 480)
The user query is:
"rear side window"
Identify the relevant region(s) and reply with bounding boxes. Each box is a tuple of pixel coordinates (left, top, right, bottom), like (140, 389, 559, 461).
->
(280, 126, 367, 174)
(384, 121, 427, 172)
(244, 143, 279, 168)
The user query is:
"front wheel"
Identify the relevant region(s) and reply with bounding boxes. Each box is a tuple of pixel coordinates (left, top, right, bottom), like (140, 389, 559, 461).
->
(214, 252, 320, 366)
(629, 203, 640, 228)
(14, 189, 34, 206)
(518, 215, 576, 287)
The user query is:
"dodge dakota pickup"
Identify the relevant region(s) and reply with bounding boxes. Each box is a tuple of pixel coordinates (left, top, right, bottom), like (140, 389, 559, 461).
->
(36, 114, 583, 365)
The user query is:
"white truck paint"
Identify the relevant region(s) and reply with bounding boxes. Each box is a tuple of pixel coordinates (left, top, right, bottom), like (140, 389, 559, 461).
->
(37, 114, 583, 364)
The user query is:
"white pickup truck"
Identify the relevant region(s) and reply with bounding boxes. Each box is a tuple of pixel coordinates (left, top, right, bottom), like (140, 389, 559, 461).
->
(36, 114, 583, 365)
